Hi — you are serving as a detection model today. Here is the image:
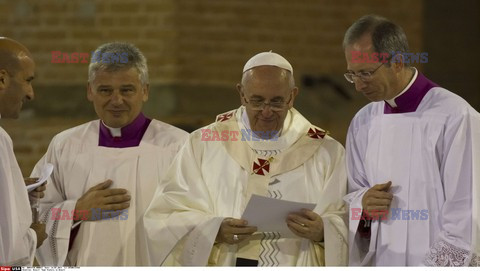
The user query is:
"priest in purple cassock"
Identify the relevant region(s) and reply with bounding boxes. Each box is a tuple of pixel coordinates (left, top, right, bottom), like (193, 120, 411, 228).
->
(342, 15, 480, 266)
(31, 42, 188, 266)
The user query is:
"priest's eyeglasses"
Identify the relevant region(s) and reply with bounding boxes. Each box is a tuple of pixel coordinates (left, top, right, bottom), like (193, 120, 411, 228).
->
(243, 92, 293, 111)
(344, 62, 385, 83)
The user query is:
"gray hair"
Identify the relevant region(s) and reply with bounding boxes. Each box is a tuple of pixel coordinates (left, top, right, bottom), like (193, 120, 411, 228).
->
(88, 42, 149, 84)
(343, 14, 410, 66)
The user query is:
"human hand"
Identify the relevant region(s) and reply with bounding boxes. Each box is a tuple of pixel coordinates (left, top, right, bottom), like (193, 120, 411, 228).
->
(287, 209, 324, 242)
(25, 177, 47, 199)
(215, 218, 257, 244)
(361, 181, 393, 216)
(74, 180, 130, 221)
(30, 222, 47, 248)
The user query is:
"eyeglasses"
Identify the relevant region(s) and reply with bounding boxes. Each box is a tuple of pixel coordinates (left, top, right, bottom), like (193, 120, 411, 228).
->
(344, 62, 385, 83)
(243, 92, 293, 111)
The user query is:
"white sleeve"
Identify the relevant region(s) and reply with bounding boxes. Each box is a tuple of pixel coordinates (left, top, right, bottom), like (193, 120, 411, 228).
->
(344, 121, 376, 266)
(317, 141, 349, 266)
(424, 109, 480, 266)
(144, 133, 223, 266)
(0, 131, 35, 266)
(31, 137, 76, 266)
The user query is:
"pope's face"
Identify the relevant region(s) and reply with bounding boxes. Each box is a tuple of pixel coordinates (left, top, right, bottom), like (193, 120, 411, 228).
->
(344, 34, 399, 102)
(0, 55, 35, 119)
(237, 66, 298, 138)
(87, 67, 149, 128)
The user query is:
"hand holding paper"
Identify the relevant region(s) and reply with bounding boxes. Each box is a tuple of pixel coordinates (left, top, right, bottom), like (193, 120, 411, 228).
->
(286, 209, 324, 242)
(216, 218, 257, 244)
(241, 194, 317, 237)
(26, 163, 53, 192)
(26, 163, 53, 223)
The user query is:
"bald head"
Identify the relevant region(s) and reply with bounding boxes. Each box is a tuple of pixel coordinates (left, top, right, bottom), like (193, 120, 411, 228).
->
(0, 37, 32, 75)
(0, 37, 35, 119)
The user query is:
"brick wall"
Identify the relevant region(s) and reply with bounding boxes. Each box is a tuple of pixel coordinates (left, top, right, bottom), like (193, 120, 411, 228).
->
(0, 0, 425, 176)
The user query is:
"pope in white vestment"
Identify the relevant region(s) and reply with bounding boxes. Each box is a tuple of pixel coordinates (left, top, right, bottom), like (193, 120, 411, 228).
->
(144, 52, 348, 266)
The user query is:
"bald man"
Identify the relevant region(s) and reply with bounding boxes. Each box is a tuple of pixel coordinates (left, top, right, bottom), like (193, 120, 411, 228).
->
(0, 37, 47, 266)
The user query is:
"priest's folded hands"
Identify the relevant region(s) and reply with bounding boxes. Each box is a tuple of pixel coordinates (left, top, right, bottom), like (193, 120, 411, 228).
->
(286, 208, 324, 242)
(361, 181, 393, 214)
(74, 179, 131, 221)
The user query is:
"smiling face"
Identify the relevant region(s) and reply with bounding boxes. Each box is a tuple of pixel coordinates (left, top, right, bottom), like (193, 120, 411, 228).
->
(0, 54, 35, 119)
(237, 66, 298, 137)
(344, 34, 403, 102)
(87, 67, 149, 128)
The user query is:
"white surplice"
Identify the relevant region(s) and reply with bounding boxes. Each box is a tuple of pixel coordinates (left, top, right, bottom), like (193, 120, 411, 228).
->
(345, 87, 480, 266)
(144, 107, 348, 266)
(32, 119, 187, 266)
(0, 125, 37, 266)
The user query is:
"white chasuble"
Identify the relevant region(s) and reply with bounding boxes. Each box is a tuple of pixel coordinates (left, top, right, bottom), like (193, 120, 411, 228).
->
(32, 120, 187, 266)
(144, 107, 348, 266)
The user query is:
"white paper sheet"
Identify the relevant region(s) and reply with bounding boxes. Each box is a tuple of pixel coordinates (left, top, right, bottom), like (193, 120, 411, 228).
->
(241, 194, 316, 236)
(27, 163, 54, 192)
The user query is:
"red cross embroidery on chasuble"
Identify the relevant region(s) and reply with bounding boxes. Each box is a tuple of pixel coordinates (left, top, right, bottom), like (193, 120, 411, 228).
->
(217, 112, 234, 122)
(307, 127, 327, 139)
(253, 158, 271, 176)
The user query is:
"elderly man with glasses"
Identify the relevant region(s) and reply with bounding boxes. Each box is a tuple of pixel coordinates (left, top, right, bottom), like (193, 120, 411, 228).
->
(342, 15, 480, 266)
(144, 51, 348, 266)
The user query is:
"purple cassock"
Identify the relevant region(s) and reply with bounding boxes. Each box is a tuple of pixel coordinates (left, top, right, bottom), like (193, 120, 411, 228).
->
(98, 113, 152, 148)
(384, 72, 439, 114)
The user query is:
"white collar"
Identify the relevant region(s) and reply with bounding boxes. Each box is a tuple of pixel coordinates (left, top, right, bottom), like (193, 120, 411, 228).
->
(385, 68, 418, 108)
(101, 120, 122, 137)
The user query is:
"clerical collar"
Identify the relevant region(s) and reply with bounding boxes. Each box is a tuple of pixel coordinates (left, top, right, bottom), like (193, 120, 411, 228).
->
(384, 69, 439, 114)
(385, 68, 418, 108)
(103, 124, 122, 137)
(98, 113, 151, 148)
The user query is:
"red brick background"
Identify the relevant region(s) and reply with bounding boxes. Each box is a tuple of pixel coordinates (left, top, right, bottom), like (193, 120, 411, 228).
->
(0, 0, 478, 175)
